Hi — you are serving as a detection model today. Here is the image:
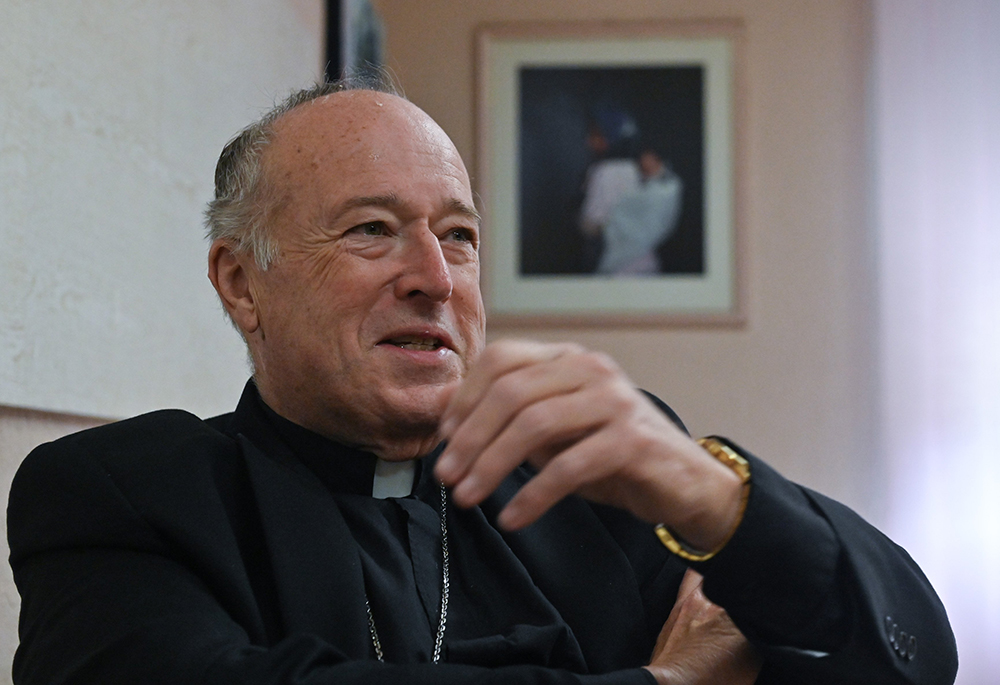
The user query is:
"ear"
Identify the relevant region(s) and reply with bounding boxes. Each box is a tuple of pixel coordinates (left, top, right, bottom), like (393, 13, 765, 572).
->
(208, 239, 260, 335)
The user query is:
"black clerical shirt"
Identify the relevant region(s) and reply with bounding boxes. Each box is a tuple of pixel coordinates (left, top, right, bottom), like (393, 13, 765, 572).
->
(256, 393, 593, 669)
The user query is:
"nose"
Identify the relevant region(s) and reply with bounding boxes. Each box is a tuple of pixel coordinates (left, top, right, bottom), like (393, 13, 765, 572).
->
(393, 227, 454, 302)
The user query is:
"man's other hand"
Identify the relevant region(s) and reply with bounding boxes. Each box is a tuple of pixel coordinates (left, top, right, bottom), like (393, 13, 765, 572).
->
(644, 570, 761, 685)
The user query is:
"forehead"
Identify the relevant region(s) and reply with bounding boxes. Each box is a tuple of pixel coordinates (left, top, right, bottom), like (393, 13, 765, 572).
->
(263, 91, 472, 204)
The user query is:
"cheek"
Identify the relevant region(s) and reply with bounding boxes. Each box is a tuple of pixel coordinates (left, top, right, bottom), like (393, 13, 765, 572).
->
(453, 277, 486, 349)
(453, 260, 483, 297)
(307, 257, 387, 318)
(267, 280, 364, 355)
(452, 266, 483, 304)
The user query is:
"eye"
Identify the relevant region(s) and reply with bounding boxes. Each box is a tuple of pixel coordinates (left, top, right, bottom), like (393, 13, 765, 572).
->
(352, 221, 387, 236)
(446, 227, 477, 244)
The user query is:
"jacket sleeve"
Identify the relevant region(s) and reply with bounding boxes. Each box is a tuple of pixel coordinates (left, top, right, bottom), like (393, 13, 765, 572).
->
(7, 435, 654, 685)
(691, 439, 958, 685)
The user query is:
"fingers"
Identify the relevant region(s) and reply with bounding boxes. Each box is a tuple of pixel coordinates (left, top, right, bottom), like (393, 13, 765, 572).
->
(436, 341, 623, 495)
(437, 349, 593, 490)
(495, 419, 631, 529)
(647, 573, 761, 685)
(495, 430, 609, 529)
(676, 569, 705, 605)
(439, 340, 582, 438)
(656, 571, 717, 655)
(444, 378, 624, 508)
(652, 570, 705, 658)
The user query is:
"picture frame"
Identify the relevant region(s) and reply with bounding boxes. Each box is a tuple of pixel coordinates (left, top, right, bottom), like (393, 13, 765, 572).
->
(476, 21, 745, 326)
(325, 0, 386, 81)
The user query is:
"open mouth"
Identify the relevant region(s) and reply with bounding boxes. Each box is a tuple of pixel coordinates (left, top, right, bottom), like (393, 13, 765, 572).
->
(382, 335, 445, 352)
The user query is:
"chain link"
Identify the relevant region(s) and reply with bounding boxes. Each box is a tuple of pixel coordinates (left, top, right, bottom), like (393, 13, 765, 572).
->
(365, 597, 384, 662)
(365, 483, 449, 664)
(432, 483, 449, 664)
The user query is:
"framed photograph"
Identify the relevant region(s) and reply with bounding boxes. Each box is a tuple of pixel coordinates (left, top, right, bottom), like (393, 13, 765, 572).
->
(477, 21, 744, 325)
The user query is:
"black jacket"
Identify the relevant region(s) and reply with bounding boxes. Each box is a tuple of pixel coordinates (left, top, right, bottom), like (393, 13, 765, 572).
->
(7, 383, 957, 684)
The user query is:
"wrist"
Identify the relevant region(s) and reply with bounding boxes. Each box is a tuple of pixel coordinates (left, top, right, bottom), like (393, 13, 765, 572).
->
(655, 438, 751, 561)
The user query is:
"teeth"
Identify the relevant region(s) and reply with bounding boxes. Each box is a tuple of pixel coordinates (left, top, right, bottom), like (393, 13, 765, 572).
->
(388, 336, 441, 351)
(398, 342, 437, 351)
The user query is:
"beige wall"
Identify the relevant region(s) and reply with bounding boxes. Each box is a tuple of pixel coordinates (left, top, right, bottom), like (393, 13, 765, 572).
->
(0, 1, 323, 421)
(376, 0, 878, 517)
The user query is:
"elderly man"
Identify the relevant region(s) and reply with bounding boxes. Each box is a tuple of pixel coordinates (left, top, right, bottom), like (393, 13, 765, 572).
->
(8, 81, 956, 685)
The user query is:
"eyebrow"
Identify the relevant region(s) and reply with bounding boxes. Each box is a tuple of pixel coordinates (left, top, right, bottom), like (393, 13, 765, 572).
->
(341, 194, 482, 227)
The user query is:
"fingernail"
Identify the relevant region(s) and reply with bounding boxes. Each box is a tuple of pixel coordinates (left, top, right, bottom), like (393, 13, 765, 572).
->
(453, 476, 478, 506)
(497, 505, 521, 530)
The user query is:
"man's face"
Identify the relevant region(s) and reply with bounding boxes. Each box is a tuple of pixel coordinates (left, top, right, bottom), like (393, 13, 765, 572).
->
(245, 91, 486, 458)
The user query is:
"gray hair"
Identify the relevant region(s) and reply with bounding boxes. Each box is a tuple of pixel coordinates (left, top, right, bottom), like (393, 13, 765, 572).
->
(204, 74, 400, 269)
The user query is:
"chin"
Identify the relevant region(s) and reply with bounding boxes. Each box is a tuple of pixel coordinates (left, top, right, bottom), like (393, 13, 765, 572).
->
(377, 384, 450, 428)
(388, 384, 450, 415)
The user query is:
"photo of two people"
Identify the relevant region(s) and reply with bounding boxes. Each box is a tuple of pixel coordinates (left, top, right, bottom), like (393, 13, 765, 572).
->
(519, 66, 705, 278)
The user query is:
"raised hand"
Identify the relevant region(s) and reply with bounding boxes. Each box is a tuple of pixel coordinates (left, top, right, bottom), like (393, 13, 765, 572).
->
(435, 339, 743, 552)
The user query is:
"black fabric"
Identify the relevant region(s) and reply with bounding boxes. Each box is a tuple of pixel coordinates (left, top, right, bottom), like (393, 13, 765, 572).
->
(255, 385, 601, 669)
(7, 381, 957, 684)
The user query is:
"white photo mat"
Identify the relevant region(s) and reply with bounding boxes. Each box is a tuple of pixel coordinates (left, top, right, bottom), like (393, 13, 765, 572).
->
(477, 22, 744, 325)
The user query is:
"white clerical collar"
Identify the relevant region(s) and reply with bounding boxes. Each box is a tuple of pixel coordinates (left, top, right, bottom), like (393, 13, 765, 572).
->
(371, 459, 417, 499)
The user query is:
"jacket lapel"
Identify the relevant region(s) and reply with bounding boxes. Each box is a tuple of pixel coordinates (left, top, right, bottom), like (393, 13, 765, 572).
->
(239, 434, 372, 659)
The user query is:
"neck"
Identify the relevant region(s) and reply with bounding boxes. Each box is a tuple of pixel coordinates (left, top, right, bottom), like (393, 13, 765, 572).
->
(363, 434, 442, 462)
(255, 382, 442, 462)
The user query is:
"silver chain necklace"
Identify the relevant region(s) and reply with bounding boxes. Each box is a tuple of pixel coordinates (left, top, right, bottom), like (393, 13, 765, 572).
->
(365, 483, 450, 664)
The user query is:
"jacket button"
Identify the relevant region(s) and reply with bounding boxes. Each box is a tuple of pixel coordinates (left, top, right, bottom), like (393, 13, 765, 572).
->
(884, 615, 916, 660)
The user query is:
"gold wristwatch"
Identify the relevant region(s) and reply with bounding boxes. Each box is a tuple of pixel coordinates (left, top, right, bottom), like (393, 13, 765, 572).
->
(654, 437, 751, 562)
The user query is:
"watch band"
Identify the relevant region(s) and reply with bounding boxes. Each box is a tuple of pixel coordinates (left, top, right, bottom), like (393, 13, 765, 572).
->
(654, 437, 752, 562)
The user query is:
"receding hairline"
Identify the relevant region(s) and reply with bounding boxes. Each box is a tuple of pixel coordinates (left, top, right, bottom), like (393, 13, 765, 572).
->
(257, 89, 459, 177)
(264, 88, 430, 141)
(257, 91, 476, 221)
